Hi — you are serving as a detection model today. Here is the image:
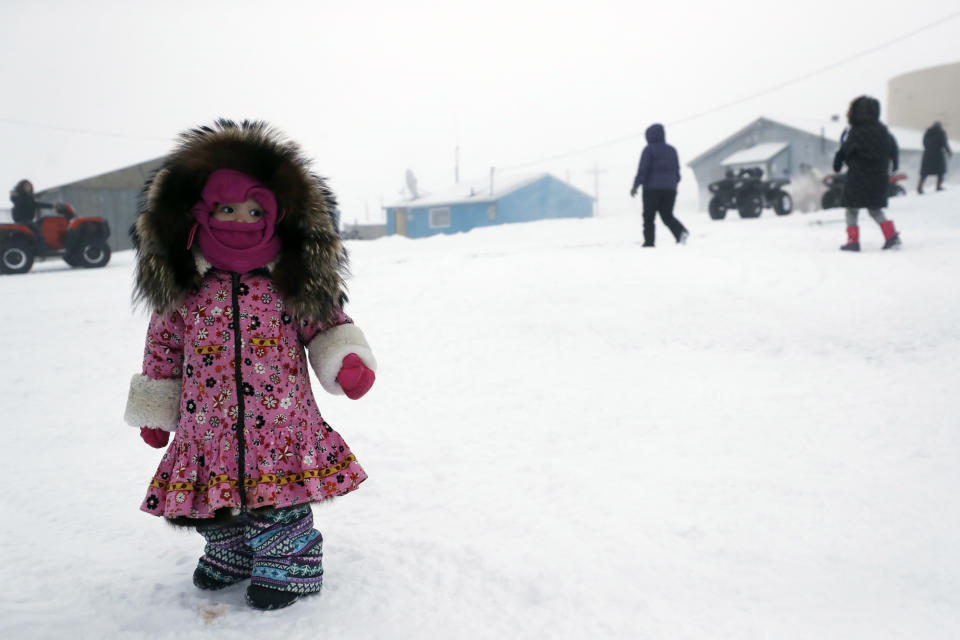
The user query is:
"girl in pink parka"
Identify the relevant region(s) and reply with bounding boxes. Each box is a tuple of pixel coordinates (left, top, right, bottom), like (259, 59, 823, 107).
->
(123, 120, 376, 610)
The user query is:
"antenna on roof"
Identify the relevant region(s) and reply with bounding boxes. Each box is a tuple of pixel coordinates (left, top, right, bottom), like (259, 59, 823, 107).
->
(405, 169, 419, 199)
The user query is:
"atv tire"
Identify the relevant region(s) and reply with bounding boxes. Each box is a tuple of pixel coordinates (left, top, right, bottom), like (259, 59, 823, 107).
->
(772, 190, 793, 215)
(77, 240, 111, 268)
(0, 238, 35, 274)
(821, 190, 839, 210)
(738, 192, 763, 218)
(708, 196, 728, 220)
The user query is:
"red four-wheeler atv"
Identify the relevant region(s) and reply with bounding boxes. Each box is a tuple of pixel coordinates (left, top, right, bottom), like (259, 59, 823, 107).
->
(0, 203, 111, 274)
(820, 172, 909, 210)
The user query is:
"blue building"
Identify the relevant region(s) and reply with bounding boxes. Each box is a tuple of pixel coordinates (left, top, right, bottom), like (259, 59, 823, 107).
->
(384, 173, 593, 238)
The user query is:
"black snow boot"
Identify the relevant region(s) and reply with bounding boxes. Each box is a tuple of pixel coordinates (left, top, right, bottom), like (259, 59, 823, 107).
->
(246, 584, 302, 610)
(193, 566, 239, 591)
(840, 241, 860, 252)
(882, 234, 902, 250)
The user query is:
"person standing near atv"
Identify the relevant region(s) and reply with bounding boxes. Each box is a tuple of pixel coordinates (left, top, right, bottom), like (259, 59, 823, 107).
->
(918, 121, 952, 194)
(9, 179, 54, 225)
(630, 123, 688, 247)
(833, 96, 902, 251)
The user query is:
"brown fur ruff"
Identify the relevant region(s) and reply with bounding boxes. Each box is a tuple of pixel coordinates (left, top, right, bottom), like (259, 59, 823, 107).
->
(131, 119, 348, 323)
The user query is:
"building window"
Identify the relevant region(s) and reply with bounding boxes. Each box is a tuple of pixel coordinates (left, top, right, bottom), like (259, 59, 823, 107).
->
(429, 207, 451, 228)
(487, 204, 497, 221)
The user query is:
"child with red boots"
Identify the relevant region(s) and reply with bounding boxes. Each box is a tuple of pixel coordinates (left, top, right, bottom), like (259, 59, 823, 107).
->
(834, 96, 902, 251)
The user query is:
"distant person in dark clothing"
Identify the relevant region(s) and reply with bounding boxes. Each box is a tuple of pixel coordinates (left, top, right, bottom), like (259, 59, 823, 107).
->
(630, 123, 688, 247)
(9, 179, 54, 224)
(833, 96, 902, 251)
(918, 122, 952, 194)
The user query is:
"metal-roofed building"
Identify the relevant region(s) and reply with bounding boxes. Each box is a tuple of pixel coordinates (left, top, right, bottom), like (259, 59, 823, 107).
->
(384, 173, 593, 238)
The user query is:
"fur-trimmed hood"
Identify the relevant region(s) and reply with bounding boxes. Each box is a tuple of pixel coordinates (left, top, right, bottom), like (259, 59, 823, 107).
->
(131, 119, 348, 323)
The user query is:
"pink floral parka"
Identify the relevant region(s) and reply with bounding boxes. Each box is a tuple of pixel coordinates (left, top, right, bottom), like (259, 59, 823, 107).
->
(124, 267, 374, 520)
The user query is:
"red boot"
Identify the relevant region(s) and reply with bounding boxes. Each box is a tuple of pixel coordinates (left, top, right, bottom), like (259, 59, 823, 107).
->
(880, 220, 901, 250)
(840, 226, 860, 251)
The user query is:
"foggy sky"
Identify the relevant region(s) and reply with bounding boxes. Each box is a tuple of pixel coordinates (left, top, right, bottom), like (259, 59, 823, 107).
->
(2, 0, 958, 221)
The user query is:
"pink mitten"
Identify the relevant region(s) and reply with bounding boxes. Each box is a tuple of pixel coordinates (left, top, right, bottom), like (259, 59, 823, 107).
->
(140, 426, 170, 448)
(336, 353, 375, 399)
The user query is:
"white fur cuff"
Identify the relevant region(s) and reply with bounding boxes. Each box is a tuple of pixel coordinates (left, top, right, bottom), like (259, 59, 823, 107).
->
(123, 374, 182, 431)
(307, 324, 378, 395)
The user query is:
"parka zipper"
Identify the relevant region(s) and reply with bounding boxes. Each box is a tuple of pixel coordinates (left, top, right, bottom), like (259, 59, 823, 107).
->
(230, 272, 248, 512)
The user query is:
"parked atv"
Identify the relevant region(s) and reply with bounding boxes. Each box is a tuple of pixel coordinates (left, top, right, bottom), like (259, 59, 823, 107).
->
(708, 167, 793, 220)
(820, 172, 909, 210)
(0, 203, 111, 274)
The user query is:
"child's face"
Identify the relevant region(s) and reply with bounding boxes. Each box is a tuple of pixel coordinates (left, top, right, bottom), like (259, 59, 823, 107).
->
(212, 198, 265, 223)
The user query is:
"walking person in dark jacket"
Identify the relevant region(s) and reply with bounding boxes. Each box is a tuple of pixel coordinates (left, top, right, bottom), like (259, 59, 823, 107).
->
(918, 121, 952, 194)
(630, 123, 688, 247)
(833, 96, 902, 251)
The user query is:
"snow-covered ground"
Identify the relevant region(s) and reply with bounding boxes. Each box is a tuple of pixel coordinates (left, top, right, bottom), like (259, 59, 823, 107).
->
(2, 190, 959, 639)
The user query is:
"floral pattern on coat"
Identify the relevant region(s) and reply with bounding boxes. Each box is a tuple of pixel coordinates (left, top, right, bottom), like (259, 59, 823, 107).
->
(138, 269, 367, 519)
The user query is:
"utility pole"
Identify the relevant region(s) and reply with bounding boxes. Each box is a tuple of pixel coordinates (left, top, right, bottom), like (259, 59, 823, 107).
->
(489, 166, 495, 196)
(586, 163, 606, 216)
(455, 145, 460, 184)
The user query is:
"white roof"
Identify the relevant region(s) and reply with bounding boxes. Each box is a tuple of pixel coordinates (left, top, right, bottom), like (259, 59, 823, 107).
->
(386, 172, 556, 208)
(720, 142, 790, 166)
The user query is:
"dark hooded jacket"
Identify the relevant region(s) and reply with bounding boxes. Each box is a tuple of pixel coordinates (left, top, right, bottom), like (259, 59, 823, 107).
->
(921, 122, 951, 177)
(632, 124, 681, 192)
(832, 96, 898, 209)
(10, 180, 54, 224)
(131, 119, 348, 324)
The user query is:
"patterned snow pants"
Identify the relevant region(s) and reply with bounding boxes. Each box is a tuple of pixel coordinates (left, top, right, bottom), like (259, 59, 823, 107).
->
(195, 504, 324, 593)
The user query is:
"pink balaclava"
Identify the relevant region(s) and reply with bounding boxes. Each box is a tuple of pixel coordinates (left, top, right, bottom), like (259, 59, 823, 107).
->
(189, 168, 282, 273)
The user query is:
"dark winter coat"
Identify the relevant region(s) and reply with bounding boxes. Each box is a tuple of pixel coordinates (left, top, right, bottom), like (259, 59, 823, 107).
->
(832, 97, 898, 209)
(10, 191, 37, 223)
(920, 123, 951, 177)
(9, 181, 53, 224)
(632, 124, 681, 192)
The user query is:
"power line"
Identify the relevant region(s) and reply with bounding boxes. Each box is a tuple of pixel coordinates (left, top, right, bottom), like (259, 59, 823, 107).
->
(500, 10, 960, 172)
(0, 116, 171, 143)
